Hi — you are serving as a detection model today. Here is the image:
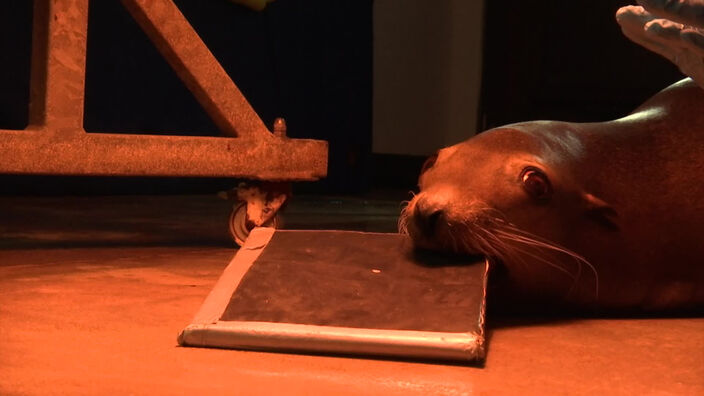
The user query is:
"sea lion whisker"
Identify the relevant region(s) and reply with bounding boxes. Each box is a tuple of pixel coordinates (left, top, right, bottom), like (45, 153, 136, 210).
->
(497, 225, 585, 261)
(447, 222, 481, 255)
(493, 229, 580, 266)
(495, 226, 585, 261)
(480, 234, 522, 267)
(494, 228, 599, 299)
(567, 256, 583, 298)
(472, 232, 499, 257)
(506, 233, 595, 288)
(398, 206, 410, 235)
(474, 227, 512, 261)
(468, 222, 507, 255)
(493, 231, 578, 281)
(493, 230, 592, 299)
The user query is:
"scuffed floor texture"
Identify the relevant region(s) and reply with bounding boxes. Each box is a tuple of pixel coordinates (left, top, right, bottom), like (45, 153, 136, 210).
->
(1, 195, 702, 395)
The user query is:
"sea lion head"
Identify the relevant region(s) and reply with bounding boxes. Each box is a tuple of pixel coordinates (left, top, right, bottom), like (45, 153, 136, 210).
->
(400, 122, 618, 307)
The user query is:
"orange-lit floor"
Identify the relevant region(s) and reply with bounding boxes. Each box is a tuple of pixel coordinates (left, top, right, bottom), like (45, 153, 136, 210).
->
(1, 195, 702, 395)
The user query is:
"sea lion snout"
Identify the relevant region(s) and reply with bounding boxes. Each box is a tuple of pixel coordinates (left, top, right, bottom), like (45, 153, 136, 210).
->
(401, 190, 455, 249)
(410, 194, 448, 239)
(403, 188, 490, 253)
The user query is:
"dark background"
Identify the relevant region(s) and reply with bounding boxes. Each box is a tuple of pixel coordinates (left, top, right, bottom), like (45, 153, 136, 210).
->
(480, 1, 683, 129)
(0, 0, 685, 196)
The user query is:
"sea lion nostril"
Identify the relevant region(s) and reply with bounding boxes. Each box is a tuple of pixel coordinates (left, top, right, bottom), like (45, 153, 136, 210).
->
(427, 209, 442, 227)
(414, 207, 444, 236)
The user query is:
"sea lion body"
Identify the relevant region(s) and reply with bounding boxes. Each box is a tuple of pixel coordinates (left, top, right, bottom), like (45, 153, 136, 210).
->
(402, 78, 704, 312)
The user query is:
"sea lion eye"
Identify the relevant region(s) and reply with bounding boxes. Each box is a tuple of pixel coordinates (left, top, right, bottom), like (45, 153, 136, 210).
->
(520, 167, 552, 200)
(420, 153, 439, 174)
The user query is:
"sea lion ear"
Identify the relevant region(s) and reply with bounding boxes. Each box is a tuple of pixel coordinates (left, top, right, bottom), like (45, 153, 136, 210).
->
(583, 193, 620, 231)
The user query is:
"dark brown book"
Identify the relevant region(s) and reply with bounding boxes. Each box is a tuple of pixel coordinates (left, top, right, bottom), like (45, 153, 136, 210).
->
(179, 228, 488, 362)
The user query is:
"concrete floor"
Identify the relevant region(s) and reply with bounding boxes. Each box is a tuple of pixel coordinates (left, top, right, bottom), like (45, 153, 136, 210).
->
(0, 195, 702, 395)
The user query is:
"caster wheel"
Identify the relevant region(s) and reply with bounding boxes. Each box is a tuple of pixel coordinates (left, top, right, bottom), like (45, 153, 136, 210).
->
(229, 202, 281, 246)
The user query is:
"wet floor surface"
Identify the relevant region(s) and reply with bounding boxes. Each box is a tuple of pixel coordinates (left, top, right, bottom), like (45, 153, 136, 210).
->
(0, 195, 702, 395)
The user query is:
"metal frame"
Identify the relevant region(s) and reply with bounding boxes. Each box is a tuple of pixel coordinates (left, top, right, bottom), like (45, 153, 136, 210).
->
(0, 0, 327, 181)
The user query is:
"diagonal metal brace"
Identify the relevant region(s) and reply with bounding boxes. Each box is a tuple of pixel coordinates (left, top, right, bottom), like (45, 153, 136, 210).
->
(121, 0, 270, 138)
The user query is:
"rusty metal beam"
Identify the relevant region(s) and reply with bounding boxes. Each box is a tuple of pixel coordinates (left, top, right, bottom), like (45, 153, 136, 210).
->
(0, 131, 326, 180)
(121, 0, 270, 138)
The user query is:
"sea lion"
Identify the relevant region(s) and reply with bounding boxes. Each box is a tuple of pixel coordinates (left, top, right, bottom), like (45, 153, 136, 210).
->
(400, 78, 704, 313)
